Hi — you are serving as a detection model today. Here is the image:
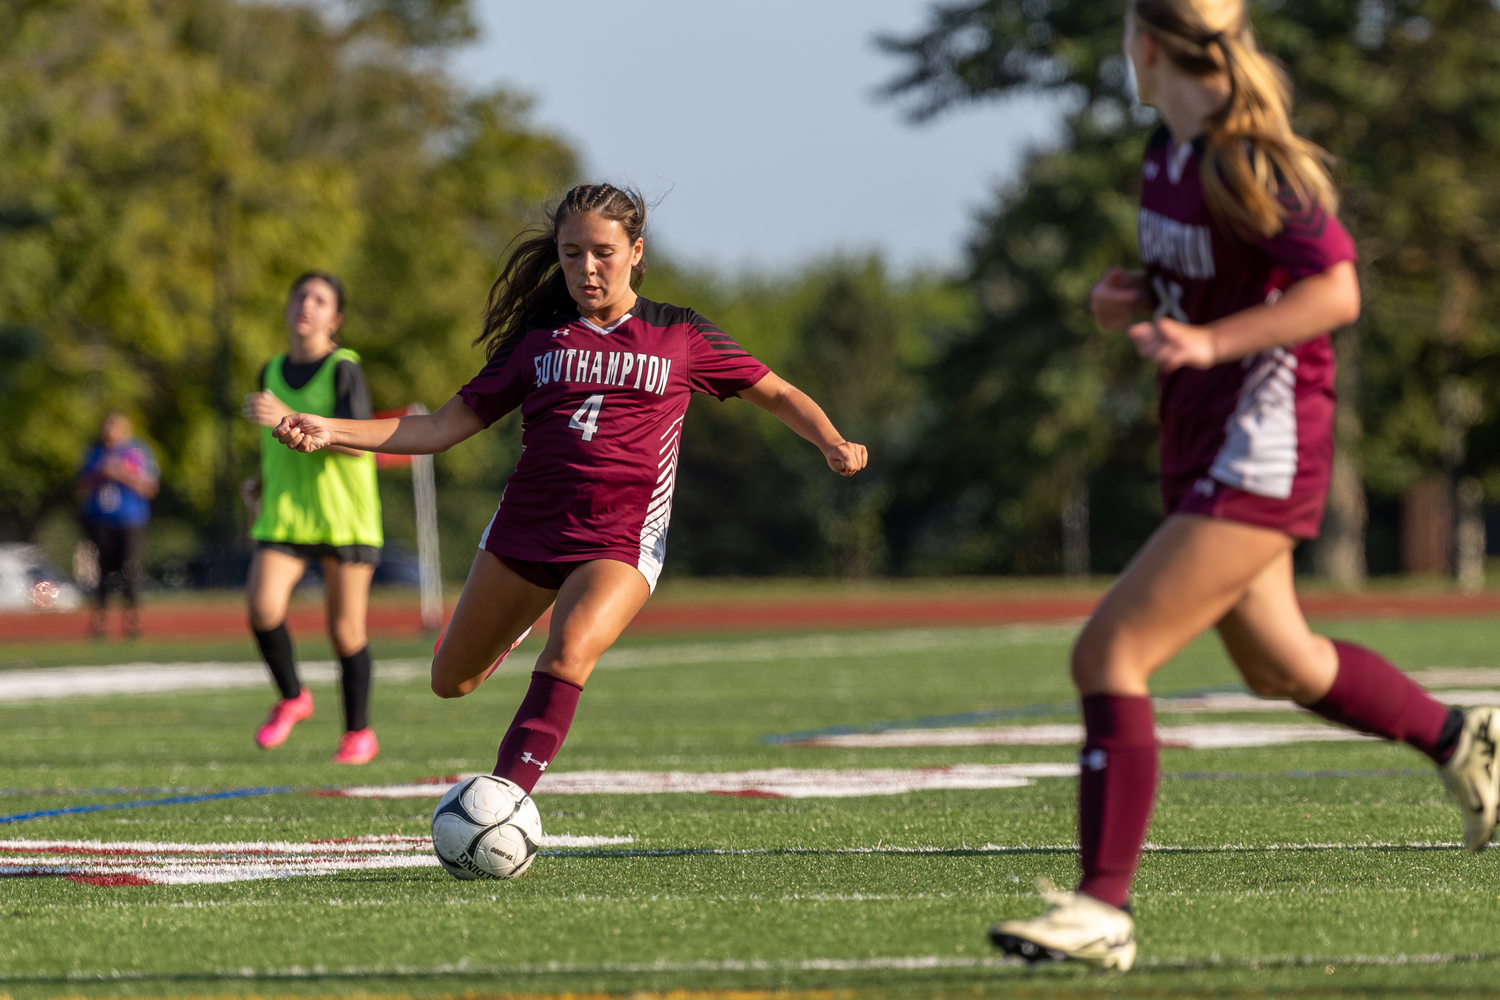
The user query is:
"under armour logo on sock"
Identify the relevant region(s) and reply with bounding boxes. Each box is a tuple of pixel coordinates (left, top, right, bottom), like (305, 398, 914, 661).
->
(1080, 748, 1108, 771)
(520, 751, 549, 771)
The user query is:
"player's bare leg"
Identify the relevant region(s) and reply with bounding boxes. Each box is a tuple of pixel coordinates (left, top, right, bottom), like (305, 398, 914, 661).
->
(432, 550, 556, 698)
(534, 559, 652, 687)
(247, 547, 315, 748)
(1218, 544, 1488, 847)
(322, 557, 374, 658)
(1071, 515, 1292, 696)
(1214, 548, 1336, 701)
(247, 547, 307, 633)
(996, 515, 1288, 969)
(488, 558, 651, 792)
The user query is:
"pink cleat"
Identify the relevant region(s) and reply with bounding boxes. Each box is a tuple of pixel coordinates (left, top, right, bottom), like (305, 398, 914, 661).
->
(433, 625, 533, 681)
(332, 728, 379, 765)
(255, 689, 313, 749)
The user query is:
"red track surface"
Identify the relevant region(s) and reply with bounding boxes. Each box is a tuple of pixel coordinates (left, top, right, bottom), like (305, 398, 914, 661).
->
(4, 589, 1500, 644)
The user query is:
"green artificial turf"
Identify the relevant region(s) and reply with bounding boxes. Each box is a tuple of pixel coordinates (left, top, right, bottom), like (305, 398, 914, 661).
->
(2, 615, 1499, 998)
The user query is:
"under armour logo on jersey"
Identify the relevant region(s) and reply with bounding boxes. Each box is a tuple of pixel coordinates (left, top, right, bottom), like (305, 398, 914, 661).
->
(1080, 748, 1108, 771)
(1152, 275, 1188, 323)
(1193, 478, 1216, 498)
(520, 752, 549, 771)
(551, 327, 569, 338)
(1143, 160, 1160, 181)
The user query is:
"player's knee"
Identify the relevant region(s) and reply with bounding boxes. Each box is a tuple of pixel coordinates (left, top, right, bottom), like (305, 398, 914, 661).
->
(329, 625, 367, 658)
(1069, 625, 1115, 691)
(1241, 668, 1310, 701)
(535, 645, 594, 686)
(248, 605, 282, 633)
(430, 669, 467, 699)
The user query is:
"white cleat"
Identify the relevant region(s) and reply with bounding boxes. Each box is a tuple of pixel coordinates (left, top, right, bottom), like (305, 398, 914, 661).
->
(1439, 705, 1500, 852)
(990, 879, 1136, 971)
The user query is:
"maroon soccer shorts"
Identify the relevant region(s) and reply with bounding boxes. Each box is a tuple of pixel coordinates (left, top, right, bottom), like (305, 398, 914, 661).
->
(1165, 476, 1327, 540)
(496, 555, 589, 590)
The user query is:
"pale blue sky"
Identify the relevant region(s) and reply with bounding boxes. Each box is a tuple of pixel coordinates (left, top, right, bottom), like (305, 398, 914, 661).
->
(446, 1, 1060, 274)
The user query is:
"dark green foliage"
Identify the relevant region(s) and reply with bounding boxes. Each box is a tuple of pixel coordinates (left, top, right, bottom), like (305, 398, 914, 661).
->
(0, 0, 573, 548)
(879, 0, 1500, 574)
(880, 1, 1161, 573)
(646, 258, 957, 579)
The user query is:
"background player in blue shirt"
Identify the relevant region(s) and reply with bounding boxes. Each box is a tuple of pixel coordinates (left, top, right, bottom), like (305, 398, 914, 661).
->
(76, 412, 159, 637)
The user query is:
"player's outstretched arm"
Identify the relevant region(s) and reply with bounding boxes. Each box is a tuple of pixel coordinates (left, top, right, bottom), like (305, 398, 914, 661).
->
(738, 373, 867, 477)
(274, 395, 485, 455)
(1128, 260, 1360, 372)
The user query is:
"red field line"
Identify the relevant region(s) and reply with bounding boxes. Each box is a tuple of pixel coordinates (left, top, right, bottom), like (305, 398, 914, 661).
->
(4, 590, 1500, 644)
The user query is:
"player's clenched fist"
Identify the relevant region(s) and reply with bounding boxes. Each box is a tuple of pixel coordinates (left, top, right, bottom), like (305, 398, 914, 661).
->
(1089, 266, 1148, 330)
(825, 441, 868, 478)
(1127, 316, 1217, 372)
(273, 414, 333, 452)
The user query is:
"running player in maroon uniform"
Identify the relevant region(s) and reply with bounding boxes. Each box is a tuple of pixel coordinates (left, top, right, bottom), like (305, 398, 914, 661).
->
(272, 183, 867, 793)
(990, 0, 1500, 971)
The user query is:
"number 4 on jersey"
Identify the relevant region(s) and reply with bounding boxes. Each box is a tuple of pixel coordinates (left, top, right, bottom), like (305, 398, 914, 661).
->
(569, 394, 604, 442)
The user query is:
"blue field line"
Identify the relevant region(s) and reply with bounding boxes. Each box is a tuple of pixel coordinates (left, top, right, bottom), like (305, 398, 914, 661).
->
(760, 683, 1249, 745)
(0, 786, 226, 798)
(0, 785, 303, 825)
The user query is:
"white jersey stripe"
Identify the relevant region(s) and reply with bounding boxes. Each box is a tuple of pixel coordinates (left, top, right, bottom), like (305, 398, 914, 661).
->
(1208, 348, 1300, 499)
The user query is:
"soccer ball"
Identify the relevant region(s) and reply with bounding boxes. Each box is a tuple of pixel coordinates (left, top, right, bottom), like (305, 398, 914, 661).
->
(430, 775, 543, 880)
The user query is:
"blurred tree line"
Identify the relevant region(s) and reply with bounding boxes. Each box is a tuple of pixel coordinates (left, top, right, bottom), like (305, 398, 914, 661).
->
(0, 0, 573, 581)
(876, 0, 1500, 585)
(5, 0, 1500, 586)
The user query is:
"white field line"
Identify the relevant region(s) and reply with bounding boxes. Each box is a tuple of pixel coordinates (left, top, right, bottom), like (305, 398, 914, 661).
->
(9, 640, 1495, 706)
(0, 625, 1080, 702)
(1429, 688, 1500, 706)
(0, 834, 633, 885)
(5, 951, 1495, 980)
(797, 722, 1375, 749)
(334, 764, 1080, 801)
(0, 834, 1468, 886)
(1412, 668, 1500, 686)
(583, 623, 1083, 672)
(0, 660, 430, 701)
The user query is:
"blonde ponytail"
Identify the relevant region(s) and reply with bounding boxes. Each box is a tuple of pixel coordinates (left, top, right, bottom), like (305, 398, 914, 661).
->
(1134, 0, 1337, 238)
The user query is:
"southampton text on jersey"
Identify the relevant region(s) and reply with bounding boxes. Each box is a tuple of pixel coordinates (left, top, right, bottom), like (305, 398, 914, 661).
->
(1138, 207, 1216, 280)
(533, 347, 673, 396)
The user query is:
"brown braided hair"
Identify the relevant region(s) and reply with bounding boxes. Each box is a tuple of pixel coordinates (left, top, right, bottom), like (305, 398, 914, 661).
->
(1133, 0, 1337, 238)
(475, 184, 647, 359)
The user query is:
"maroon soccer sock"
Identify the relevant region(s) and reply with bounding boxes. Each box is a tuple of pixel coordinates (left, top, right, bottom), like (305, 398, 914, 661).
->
(1308, 641, 1457, 762)
(1076, 694, 1158, 910)
(493, 671, 583, 794)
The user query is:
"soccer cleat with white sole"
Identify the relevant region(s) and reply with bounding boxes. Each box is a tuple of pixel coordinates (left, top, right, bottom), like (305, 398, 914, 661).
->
(1439, 705, 1500, 852)
(990, 879, 1136, 971)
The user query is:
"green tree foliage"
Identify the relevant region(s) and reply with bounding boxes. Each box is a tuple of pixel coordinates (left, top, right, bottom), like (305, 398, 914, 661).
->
(879, 0, 1500, 575)
(878, 0, 1162, 573)
(641, 258, 966, 579)
(0, 0, 574, 557)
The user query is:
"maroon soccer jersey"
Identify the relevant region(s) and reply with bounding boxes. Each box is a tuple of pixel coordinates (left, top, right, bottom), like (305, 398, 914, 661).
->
(457, 297, 769, 588)
(1138, 127, 1356, 535)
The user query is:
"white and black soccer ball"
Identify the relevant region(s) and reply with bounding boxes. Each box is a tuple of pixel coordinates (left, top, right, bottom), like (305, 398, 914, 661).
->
(431, 775, 543, 880)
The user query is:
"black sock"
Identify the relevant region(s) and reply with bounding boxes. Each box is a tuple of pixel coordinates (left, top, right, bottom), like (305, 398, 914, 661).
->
(1434, 707, 1467, 763)
(253, 624, 300, 700)
(339, 646, 373, 732)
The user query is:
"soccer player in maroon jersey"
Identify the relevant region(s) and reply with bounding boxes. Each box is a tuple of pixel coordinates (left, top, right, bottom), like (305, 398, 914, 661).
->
(990, 0, 1499, 971)
(271, 183, 867, 796)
